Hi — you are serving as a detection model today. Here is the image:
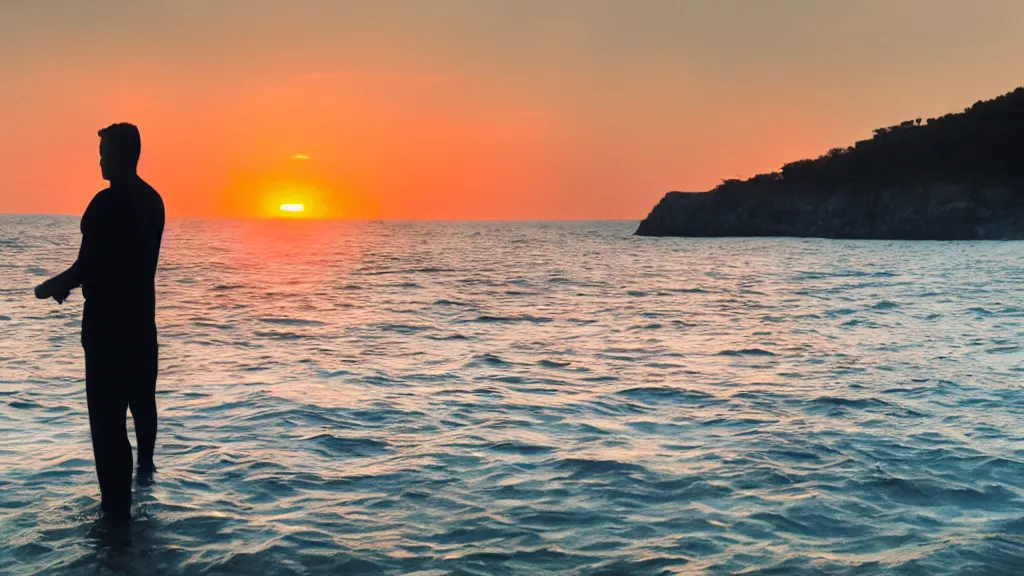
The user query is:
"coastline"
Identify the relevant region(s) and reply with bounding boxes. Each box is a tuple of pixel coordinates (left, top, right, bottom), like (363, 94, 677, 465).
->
(636, 182, 1024, 240)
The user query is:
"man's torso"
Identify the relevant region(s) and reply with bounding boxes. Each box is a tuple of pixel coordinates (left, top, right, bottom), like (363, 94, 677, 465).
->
(81, 178, 165, 347)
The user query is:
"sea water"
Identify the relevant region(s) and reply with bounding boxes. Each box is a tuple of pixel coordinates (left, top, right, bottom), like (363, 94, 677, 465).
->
(2, 216, 1024, 574)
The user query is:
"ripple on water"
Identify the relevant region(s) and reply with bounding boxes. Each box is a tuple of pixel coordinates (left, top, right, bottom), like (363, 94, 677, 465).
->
(717, 348, 776, 357)
(303, 434, 392, 457)
(615, 386, 719, 406)
(257, 317, 330, 327)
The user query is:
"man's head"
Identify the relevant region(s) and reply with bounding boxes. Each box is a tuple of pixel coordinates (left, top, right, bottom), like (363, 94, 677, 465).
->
(98, 123, 141, 181)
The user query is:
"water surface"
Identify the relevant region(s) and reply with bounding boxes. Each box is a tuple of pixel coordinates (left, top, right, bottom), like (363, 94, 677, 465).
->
(2, 216, 1024, 574)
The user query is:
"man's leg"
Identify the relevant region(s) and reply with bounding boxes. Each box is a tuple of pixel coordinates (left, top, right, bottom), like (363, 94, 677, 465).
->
(128, 343, 158, 472)
(85, 348, 133, 522)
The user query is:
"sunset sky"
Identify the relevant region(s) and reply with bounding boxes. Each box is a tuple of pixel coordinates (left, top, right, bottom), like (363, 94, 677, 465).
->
(2, 0, 1023, 220)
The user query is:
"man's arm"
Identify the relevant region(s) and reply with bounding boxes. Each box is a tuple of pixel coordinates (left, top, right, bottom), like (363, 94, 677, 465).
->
(35, 195, 100, 304)
(34, 260, 80, 303)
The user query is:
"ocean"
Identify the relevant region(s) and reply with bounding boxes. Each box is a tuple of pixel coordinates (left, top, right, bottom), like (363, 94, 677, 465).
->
(2, 215, 1024, 575)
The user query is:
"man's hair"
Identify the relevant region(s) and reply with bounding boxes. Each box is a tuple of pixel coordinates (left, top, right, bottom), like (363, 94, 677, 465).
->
(98, 123, 141, 165)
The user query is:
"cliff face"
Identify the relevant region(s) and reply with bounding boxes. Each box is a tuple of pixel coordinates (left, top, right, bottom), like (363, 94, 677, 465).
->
(637, 87, 1024, 239)
(636, 183, 1024, 239)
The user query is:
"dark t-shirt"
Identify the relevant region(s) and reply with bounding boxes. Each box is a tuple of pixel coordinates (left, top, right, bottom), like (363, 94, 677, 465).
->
(78, 177, 164, 348)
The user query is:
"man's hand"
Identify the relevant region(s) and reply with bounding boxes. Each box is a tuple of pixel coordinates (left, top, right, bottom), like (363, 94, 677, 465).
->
(35, 278, 71, 304)
(52, 289, 71, 304)
(34, 280, 53, 300)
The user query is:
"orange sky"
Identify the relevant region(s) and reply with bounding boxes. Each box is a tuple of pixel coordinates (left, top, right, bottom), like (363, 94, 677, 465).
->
(2, 1, 1023, 220)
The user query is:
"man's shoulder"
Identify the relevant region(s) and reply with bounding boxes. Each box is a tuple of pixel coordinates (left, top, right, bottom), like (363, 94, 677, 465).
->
(132, 177, 162, 200)
(145, 180, 163, 202)
(81, 188, 113, 231)
(137, 180, 165, 219)
(84, 188, 113, 212)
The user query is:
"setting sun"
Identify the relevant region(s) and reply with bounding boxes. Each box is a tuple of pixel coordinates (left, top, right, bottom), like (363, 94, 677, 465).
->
(279, 203, 305, 213)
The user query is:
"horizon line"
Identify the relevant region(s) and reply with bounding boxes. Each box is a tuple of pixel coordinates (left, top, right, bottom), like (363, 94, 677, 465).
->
(0, 212, 641, 223)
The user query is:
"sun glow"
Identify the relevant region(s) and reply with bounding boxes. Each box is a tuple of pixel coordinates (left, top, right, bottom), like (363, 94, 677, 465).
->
(251, 180, 378, 220)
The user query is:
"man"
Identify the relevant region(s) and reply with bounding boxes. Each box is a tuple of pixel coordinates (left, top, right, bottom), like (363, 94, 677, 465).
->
(35, 123, 165, 523)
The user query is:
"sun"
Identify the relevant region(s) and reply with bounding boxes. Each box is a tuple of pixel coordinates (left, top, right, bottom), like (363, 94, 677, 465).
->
(260, 182, 333, 218)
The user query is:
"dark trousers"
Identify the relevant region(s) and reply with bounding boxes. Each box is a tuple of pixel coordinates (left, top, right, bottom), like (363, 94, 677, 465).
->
(84, 339, 158, 521)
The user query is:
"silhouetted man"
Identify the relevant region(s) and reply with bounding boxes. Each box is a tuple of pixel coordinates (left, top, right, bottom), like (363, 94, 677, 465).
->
(35, 123, 164, 523)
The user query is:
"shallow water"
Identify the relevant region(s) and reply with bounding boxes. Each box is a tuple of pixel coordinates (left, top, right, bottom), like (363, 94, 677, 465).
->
(2, 216, 1024, 574)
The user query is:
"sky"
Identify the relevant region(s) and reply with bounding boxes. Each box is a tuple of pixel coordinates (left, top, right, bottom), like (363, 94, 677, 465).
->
(1, 0, 1023, 220)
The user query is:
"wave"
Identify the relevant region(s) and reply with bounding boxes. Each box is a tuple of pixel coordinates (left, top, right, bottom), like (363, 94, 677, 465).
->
(374, 323, 430, 334)
(425, 333, 469, 341)
(469, 315, 553, 324)
(554, 457, 647, 478)
(717, 348, 776, 357)
(253, 330, 307, 340)
(257, 317, 329, 327)
(302, 434, 391, 457)
(485, 441, 554, 455)
(810, 396, 891, 409)
(617, 386, 717, 404)
(471, 353, 510, 366)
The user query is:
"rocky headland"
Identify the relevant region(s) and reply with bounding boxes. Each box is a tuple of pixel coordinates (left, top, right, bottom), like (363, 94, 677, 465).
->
(637, 88, 1024, 239)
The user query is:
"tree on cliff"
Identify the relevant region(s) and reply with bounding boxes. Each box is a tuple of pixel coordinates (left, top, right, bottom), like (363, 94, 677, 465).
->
(725, 87, 1024, 191)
